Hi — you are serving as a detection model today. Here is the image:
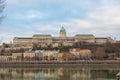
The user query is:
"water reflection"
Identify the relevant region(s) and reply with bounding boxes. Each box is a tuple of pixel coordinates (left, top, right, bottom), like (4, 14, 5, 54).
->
(0, 66, 119, 80)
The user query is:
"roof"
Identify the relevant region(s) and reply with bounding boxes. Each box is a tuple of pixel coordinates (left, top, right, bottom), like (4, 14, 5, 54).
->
(75, 34, 94, 37)
(60, 27, 66, 32)
(95, 37, 108, 39)
(14, 37, 32, 39)
(33, 34, 51, 37)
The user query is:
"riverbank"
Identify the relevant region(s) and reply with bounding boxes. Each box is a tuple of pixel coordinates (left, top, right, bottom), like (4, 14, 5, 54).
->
(0, 60, 120, 67)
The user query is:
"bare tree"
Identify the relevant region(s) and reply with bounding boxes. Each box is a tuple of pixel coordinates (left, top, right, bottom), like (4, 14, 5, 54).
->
(0, 36, 2, 44)
(0, 0, 6, 23)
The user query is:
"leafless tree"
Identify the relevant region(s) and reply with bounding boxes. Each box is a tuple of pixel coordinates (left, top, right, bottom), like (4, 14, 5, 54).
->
(0, 0, 6, 23)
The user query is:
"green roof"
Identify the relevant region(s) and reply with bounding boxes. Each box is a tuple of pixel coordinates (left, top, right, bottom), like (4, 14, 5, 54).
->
(14, 37, 32, 39)
(60, 27, 66, 32)
(75, 34, 94, 37)
(33, 34, 51, 36)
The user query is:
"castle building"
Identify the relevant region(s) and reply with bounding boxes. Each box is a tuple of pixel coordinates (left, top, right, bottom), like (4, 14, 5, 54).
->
(13, 27, 115, 48)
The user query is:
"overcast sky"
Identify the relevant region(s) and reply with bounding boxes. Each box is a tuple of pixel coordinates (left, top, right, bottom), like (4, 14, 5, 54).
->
(0, 0, 120, 43)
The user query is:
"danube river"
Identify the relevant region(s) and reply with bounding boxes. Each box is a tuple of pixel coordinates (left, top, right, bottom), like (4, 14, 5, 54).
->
(0, 65, 119, 80)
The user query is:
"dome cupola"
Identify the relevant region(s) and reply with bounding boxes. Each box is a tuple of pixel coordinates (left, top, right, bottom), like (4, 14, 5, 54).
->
(60, 27, 66, 33)
(59, 26, 66, 37)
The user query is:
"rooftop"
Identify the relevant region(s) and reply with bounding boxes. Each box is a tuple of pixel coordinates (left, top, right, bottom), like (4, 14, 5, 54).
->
(95, 37, 112, 39)
(14, 37, 32, 39)
(33, 34, 51, 37)
(75, 34, 94, 37)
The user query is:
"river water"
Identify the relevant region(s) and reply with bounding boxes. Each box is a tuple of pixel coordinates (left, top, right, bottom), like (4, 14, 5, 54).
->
(0, 65, 119, 80)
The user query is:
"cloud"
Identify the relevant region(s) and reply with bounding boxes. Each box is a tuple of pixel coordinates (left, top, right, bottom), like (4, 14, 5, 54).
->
(46, 0, 120, 38)
(89, 5, 120, 25)
(11, 10, 45, 20)
(1, 0, 120, 43)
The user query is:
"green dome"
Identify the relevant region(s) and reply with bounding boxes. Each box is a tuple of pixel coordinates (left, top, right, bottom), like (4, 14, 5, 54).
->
(60, 27, 66, 32)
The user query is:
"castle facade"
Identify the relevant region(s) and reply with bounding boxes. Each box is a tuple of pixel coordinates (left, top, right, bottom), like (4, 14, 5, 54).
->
(13, 27, 115, 48)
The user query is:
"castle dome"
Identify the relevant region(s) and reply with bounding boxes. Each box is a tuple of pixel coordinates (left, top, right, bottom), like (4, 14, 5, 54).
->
(60, 27, 66, 33)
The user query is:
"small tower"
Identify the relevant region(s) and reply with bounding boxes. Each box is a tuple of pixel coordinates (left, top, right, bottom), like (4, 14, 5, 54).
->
(59, 26, 66, 37)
